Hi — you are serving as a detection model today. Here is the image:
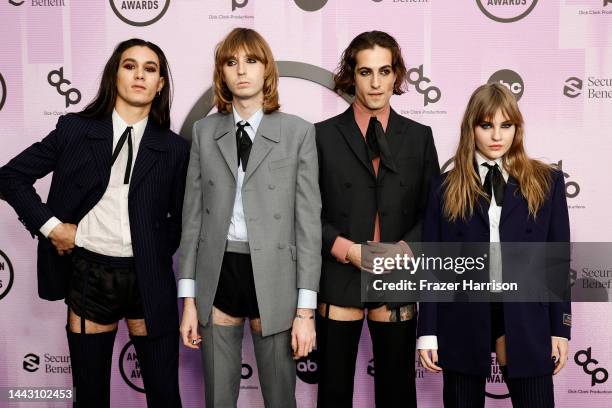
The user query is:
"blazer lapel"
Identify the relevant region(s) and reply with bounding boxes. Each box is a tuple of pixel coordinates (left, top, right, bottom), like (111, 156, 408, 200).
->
(85, 116, 113, 186)
(500, 176, 522, 227)
(214, 114, 238, 181)
(336, 107, 375, 179)
(243, 112, 280, 185)
(129, 120, 167, 194)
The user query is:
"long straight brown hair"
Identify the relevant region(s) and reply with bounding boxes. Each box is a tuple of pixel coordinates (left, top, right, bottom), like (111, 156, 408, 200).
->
(213, 28, 280, 114)
(443, 83, 552, 221)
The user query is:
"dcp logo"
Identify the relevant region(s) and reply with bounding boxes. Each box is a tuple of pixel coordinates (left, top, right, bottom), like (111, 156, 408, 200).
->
(0, 249, 15, 301)
(488, 69, 524, 101)
(119, 341, 145, 393)
(605, 0, 611, 7)
(476, 0, 538, 23)
(554, 160, 580, 198)
(47, 67, 81, 108)
(109, 0, 170, 27)
(23, 353, 40, 372)
(296, 350, 319, 384)
(0, 72, 6, 112)
(563, 77, 583, 98)
(232, 0, 247, 11)
(407, 65, 441, 107)
(575, 347, 609, 386)
(294, 0, 328, 12)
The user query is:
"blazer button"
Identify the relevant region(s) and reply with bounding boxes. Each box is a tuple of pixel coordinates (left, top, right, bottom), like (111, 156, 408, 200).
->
(268, 184, 275, 190)
(278, 243, 286, 249)
(274, 213, 281, 220)
(208, 179, 214, 186)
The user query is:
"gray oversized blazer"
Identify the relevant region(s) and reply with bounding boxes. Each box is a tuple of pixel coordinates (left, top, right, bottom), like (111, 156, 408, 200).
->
(179, 110, 322, 336)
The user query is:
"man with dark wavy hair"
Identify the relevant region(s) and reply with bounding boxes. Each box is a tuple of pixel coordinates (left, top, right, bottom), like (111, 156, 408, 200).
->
(315, 30, 440, 407)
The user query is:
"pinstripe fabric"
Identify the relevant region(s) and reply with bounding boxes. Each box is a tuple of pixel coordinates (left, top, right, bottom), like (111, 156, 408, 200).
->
(505, 374, 555, 408)
(442, 370, 486, 408)
(0, 113, 190, 338)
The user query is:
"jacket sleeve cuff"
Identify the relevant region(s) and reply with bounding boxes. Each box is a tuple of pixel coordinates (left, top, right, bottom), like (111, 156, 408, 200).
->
(331, 236, 353, 264)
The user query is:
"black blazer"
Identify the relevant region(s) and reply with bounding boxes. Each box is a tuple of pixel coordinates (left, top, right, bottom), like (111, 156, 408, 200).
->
(316, 107, 439, 307)
(0, 114, 189, 337)
(417, 170, 571, 378)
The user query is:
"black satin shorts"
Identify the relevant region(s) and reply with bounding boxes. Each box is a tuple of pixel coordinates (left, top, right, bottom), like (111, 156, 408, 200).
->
(67, 247, 144, 324)
(213, 251, 260, 319)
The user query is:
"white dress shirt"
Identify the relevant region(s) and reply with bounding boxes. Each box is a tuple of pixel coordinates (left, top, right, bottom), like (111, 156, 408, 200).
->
(40, 110, 147, 257)
(177, 107, 317, 309)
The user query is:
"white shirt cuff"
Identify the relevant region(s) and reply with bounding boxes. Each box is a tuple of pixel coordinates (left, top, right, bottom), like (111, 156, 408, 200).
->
(40, 217, 62, 238)
(177, 279, 195, 298)
(297, 289, 317, 309)
(416, 335, 438, 350)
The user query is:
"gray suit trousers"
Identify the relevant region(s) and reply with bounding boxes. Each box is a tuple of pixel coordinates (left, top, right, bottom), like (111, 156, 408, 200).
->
(200, 322, 296, 408)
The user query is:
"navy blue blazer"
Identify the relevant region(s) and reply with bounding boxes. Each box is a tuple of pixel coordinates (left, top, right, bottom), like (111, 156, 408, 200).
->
(0, 114, 189, 337)
(417, 169, 571, 378)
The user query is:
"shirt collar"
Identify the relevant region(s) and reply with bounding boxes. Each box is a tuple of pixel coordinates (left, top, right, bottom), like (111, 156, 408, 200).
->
(352, 99, 391, 137)
(475, 151, 509, 182)
(112, 109, 148, 143)
(232, 106, 264, 137)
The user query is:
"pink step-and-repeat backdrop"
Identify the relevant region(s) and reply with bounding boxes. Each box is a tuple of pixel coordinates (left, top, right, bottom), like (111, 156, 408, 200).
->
(1, 0, 611, 407)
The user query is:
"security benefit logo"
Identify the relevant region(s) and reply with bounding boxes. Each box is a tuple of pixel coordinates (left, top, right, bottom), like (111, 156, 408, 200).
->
(0, 250, 15, 300)
(407, 65, 441, 107)
(476, 0, 539, 23)
(488, 69, 524, 101)
(47, 67, 81, 108)
(486, 355, 510, 399)
(109, 0, 170, 26)
(563, 76, 612, 100)
(296, 350, 319, 384)
(572, 347, 609, 391)
(23, 352, 72, 374)
(119, 341, 145, 393)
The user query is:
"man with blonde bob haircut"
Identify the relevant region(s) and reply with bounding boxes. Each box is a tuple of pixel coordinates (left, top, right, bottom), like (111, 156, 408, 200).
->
(178, 28, 321, 407)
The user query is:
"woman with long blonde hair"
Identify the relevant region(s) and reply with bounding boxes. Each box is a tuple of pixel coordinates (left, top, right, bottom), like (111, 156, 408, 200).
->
(417, 83, 571, 407)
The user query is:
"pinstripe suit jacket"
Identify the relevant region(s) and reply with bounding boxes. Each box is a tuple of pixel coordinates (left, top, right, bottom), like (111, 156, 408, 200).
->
(0, 113, 189, 337)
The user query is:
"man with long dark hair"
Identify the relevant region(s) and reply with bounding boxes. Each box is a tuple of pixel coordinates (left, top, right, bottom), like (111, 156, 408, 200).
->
(315, 31, 439, 407)
(0, 39, 187, 407)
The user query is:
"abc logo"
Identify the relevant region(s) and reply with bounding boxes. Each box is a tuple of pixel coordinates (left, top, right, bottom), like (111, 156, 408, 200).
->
(488, 69, 524, 101)
(295, 350, 319, 384)
(294, 0, 328, 12)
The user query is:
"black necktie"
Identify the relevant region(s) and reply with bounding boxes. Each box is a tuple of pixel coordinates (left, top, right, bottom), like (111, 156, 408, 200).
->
(365, 116, 397, 172)
(482, 162, 506, 206)
(111, 126, 133, 184)
(236, 121, 252, 172)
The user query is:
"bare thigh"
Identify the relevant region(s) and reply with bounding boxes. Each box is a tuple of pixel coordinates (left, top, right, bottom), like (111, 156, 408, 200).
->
(367, 304, 415, 322)
(68, 308, 117, 334)
(495, 335, 507, 366)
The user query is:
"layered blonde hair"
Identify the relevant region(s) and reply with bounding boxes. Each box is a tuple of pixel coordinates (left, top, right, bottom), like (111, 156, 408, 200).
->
(213, 28, 280, 114)
(443, 83, 552, 221)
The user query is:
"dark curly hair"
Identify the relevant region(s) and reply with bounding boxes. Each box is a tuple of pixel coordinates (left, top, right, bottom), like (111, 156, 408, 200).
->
(334, 31, 408, 97)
